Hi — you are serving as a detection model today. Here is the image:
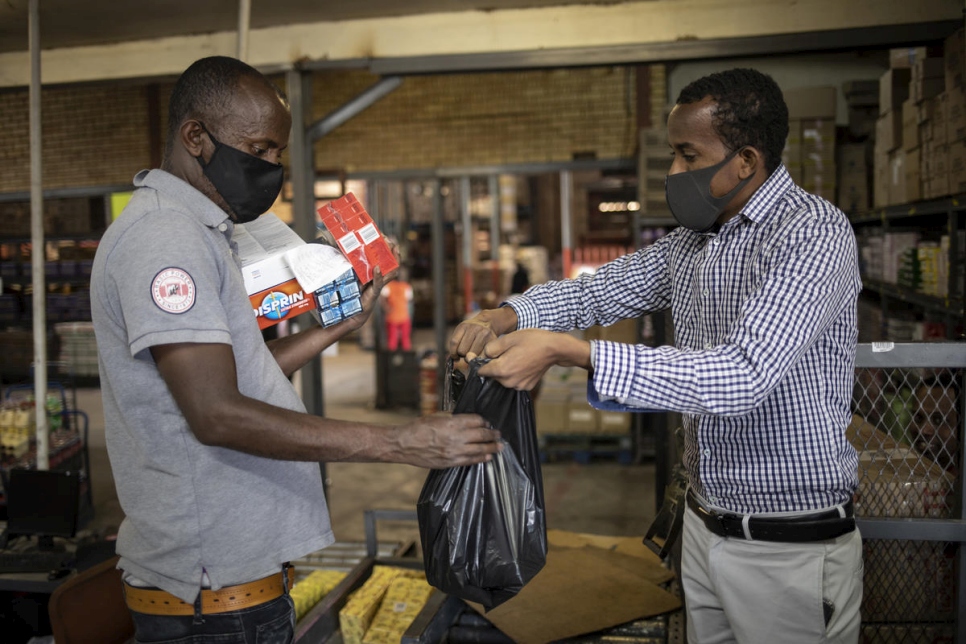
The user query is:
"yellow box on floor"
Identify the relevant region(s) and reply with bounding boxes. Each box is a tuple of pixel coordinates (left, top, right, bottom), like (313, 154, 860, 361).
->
(362, 576, 435, 643)
(291, 569, 347, 621)
(340, 566, 424, 644)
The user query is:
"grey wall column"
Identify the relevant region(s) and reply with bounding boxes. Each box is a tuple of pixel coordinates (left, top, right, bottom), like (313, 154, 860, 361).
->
(432, 179, 447, 403)
(287, 67, 325, 419)
(236, 0, 251, 61)
(29, 0, 48, 469)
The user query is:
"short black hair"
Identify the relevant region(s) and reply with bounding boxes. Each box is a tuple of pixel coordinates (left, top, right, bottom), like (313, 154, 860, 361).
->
(164, 56, 288, 159)
(676, 68, 789, 174)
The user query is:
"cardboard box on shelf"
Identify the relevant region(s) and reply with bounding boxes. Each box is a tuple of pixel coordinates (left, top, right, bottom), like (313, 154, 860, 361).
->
(875, 110, 903, 153)
(842, 79, 879, 107)
(784, 86, 837, 119)
(890, 45, 944, 69)
(873, 150, 891, 209)
(838, 177, 869, 213)
(945, 87, 966, 142)
(888, 150, 906, 206)
(567, 404, 599, 433)
(931, 94, 949, 145)
(846, 104, 879, 139)
(838, 155, 870, 212)
(905, 147, 922, 203)
(800, 119, 836, 161)
(838, 142, 870, 174)
(535, 389, 570, 435)
(948, 139, 966, 194)
(911, 57, 946, 83)
(598, 411, 631, 434)
(918, 94, 940, 124)
(944, 27, 965, 89)
(912, 76, 946, 105)
(901, 98, 919, 151)
(879, 68, 912, 115)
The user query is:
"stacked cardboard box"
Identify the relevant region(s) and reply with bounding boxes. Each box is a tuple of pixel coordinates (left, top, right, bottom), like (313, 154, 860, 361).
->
(783, 86, 837, 202)
(920, 28, 966, 199)
(837, 142, 872, 214)
(874, 66, 911, 208)
(874, 35, 966, 205)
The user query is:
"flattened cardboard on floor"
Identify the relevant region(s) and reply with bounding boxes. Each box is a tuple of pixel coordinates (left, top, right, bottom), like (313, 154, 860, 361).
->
(467, 541, 681, 644)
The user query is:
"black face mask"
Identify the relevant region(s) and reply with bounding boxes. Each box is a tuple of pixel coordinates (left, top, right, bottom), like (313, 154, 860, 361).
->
(196, 123, 284, 224)
(664, 149, 752, 233)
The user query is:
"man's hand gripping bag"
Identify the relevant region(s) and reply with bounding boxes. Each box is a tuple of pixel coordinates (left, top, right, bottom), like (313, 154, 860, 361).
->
(416, 358, 547, 610)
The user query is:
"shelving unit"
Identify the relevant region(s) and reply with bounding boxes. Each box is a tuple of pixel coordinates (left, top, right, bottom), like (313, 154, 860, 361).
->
(850, 194, 966, 341)
(0, 190, 115, 385)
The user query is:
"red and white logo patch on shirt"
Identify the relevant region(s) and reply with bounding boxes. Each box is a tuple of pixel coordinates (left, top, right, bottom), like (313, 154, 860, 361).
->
(151, 268, 196, 314)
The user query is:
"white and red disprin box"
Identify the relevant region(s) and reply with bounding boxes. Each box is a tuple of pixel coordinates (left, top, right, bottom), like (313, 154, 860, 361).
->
(317, 193, 398, 283)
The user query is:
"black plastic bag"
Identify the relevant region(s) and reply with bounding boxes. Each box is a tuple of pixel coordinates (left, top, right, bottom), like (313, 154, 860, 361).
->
(416, 357, 547, 610)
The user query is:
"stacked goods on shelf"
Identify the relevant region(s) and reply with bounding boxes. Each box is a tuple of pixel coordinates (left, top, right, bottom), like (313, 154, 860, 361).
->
(916, 28, 966, 201)
(872, 35, 966, 206)
(0, 402, 33, 459)
(782, 86, 837, 203)
(838, 80, 878, 214)
(874, 64, 911, 208)
(856, 227, 964, 299)
(55, 321, 99, 379)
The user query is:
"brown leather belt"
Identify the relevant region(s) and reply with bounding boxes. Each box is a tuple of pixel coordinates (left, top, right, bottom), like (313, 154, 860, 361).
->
(124, 566, 295, 616)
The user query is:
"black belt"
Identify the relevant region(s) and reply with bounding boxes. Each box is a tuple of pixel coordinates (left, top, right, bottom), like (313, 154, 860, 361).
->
(686, 491, 855, 542)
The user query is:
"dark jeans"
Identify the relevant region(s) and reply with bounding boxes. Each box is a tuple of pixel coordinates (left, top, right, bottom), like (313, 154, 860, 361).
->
(130, 594, 295, 644)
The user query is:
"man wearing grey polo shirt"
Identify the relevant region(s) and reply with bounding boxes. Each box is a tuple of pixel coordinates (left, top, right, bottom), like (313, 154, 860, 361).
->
(91, 56, 501, 643)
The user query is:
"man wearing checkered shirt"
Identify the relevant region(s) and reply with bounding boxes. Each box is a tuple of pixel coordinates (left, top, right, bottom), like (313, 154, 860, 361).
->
(451, 68, 863, 644)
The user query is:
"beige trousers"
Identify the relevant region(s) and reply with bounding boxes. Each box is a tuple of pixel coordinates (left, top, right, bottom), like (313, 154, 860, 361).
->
(681, 505, 863, 644)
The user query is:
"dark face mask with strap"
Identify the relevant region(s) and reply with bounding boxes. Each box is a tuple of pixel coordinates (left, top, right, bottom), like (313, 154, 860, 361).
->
(664, 148, 752, 233)
(196, 123, 284, 224)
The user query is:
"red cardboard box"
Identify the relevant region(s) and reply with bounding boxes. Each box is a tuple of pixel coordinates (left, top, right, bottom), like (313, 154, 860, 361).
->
(317, 193, 398, 283)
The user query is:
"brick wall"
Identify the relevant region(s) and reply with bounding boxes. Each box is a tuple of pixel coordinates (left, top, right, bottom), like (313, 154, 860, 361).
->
(310, 66, 638, 173)
(0, 83, 153, 193)
(0, 65, 653, 196)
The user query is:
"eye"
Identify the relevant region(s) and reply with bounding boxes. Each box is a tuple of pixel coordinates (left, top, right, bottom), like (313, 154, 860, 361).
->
(930, 412, 947, 426)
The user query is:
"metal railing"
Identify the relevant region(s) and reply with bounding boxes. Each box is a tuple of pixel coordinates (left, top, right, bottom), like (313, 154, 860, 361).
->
(852, 343, 966, 643)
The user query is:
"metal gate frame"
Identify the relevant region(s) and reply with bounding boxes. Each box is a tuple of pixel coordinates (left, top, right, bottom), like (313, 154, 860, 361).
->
(854, 342, 966, 642)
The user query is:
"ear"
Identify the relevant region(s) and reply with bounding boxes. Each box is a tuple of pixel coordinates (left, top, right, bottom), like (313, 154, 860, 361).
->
(737, 147, 762, 179)
(180, 120, 206, 159)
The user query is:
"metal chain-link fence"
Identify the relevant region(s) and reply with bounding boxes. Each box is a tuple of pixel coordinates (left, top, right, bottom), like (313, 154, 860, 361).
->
(851, 344, 965, 643)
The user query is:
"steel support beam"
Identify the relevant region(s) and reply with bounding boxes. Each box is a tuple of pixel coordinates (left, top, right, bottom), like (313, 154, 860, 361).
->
(369, 21, 962, 75)
(307, 76, 403, 142)
(29, 0, 48, 470)
(287, 68, 325, 427)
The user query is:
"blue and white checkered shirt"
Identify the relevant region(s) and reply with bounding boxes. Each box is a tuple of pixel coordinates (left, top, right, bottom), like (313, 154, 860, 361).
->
(508, 165, 861, 514)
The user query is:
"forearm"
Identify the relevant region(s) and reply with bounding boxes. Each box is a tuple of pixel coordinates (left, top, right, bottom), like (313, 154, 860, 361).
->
(187, 392, 403, 462)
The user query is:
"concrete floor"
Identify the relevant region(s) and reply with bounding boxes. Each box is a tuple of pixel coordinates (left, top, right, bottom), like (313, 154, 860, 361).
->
(78, 329, 659, 551)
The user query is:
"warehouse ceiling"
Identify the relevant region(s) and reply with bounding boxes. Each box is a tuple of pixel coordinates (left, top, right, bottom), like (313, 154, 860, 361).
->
(0, 0, 637, 54)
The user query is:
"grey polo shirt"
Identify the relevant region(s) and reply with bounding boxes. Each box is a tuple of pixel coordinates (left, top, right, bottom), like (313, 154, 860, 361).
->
(90, 169, 334, 603)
